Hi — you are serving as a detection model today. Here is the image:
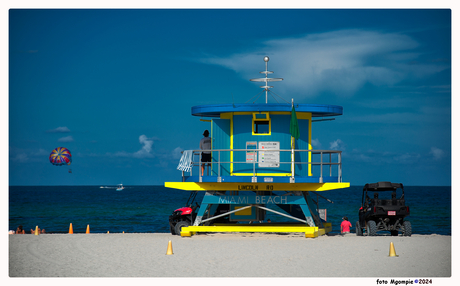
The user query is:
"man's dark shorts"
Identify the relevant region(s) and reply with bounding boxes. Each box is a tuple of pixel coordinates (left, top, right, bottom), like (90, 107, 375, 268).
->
(201, 153, 211, 163)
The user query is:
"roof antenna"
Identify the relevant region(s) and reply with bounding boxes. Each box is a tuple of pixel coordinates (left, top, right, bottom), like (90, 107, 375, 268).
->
(250, 56, 283, 104)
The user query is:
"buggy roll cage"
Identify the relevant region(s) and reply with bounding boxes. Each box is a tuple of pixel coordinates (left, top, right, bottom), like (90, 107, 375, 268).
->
(361, 182, 405, 208)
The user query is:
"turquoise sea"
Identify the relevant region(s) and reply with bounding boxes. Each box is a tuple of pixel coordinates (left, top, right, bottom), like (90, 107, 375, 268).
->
(9, 185, 451, 235)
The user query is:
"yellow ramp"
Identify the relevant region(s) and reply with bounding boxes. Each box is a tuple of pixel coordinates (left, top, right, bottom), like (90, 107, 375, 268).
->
(180, 223, 332, 238)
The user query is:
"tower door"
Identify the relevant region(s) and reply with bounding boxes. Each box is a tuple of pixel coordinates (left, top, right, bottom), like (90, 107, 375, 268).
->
(295, 119, 310, 177)
(211, 119, 230, 176)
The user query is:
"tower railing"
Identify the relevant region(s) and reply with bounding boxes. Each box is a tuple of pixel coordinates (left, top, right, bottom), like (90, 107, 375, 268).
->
(179, 149, 343, 183)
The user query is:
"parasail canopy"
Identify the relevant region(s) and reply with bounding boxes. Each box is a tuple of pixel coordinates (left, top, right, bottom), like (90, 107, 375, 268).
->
(49, 147, 72, 166)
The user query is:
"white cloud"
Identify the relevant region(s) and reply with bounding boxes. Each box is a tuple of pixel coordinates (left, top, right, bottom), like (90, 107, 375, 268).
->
(34, 148, 49, 156)
(133, 135, 155, 158)
(14, 153, 29, 163)
(346, 112, 418, 124)
(356, 153, 373, 163)
(113, 151, 131, 158)
(344, 148, 423, 165)
(429, 147, 445, 160)
(58, 136, 74, 142)
(47, 126, 70, 133)
(330, 139, 346, 151)
(311, 138, 322, 149)
(172, 147, 184, 159)
(199, 29, 449, 98)
(9, 148, 52, 163)
(392, 152, 421, 164)
(104, 135, 157, 159)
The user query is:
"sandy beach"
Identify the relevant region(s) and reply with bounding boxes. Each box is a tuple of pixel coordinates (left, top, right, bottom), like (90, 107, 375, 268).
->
(8, 232, 451, 278)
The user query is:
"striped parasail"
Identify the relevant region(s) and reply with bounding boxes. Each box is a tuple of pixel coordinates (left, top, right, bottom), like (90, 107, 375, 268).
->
(49, 147, 72, 166)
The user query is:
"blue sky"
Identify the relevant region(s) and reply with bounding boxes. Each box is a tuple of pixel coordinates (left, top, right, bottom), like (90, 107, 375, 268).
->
(8, 8, 452, 186)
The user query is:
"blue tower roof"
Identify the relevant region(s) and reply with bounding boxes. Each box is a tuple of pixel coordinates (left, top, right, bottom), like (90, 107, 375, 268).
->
(191, 103, 343, 118)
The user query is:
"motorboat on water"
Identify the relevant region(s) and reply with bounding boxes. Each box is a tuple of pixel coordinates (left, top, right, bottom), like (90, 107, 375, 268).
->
(116, 184, 124, 191)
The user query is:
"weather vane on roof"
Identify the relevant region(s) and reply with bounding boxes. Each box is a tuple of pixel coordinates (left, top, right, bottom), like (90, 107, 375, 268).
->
(250, 56, 283, 104)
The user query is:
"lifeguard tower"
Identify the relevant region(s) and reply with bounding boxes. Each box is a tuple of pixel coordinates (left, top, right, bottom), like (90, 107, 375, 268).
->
(165, 57, 350, 237)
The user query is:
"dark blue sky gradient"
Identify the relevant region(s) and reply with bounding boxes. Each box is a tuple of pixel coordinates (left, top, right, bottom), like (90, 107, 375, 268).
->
(8, 9, 452, 186)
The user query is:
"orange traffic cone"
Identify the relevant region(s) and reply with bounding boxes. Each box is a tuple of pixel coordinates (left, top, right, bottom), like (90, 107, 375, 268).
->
(34, 226, 39, 236)
(69, 223, 73, 234)
(389, 242, 398, 257)
(86, 225, 90, 234)
(166, 240, 173, 255)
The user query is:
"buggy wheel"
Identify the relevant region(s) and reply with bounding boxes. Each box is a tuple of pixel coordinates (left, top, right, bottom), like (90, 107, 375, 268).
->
(366, 220, 377, 236)
(402, 221, 412, 237)
(170, 224, 176, 235)
(356, 221, 363, 236)
(174, 220, 191, 236)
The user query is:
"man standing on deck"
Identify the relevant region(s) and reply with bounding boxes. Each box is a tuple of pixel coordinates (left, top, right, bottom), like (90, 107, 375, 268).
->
(200, 130, 211, 176)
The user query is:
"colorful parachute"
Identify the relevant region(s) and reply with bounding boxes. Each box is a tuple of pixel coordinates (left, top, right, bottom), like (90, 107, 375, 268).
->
(49, 147, 72, 166)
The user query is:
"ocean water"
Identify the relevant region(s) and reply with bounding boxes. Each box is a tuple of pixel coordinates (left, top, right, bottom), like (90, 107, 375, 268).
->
(8, 185, 451, 235)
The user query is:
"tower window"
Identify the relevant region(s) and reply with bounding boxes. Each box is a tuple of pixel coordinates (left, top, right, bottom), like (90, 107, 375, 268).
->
(254, 120, 269, 134)
(252, 112, 271, 135)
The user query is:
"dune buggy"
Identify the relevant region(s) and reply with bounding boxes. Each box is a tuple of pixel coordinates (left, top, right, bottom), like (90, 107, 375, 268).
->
(168, 191, 233, 235)
(168, 191, 200, 235)
(356, 182, 411, 236)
